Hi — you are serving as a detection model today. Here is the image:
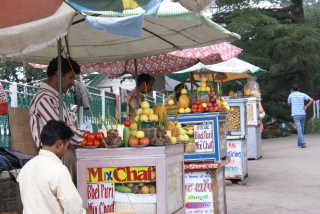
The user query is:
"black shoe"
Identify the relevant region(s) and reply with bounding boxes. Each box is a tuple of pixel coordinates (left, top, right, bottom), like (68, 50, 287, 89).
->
(301, 145, 307, 148)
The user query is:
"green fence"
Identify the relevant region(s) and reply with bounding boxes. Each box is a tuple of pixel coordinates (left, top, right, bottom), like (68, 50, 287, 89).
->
(155, 91, 164, 104)
(0, 80, 116, 148)
(84, 87, 116, 131)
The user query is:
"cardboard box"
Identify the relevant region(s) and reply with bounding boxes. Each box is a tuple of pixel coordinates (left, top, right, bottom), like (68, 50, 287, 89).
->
(8, 108, 37, 155)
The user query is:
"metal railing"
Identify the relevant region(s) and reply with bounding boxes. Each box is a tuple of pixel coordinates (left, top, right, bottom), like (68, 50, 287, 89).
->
(0, 80, 116, 147)
(0, 80, 165, 147)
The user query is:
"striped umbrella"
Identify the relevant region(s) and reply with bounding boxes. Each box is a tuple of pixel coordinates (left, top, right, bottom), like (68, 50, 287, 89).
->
(29, 42, 242, 77)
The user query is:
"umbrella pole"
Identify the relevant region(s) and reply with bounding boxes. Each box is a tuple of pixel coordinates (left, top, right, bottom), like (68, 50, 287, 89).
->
(57, 38, 63, 120)
(190, 72, 193, 92)
(134, 58, 138, 87)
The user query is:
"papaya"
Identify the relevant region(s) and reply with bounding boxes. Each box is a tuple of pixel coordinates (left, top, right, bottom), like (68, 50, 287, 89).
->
(178, 95, 190, 108)
(167, 121, 177, 137)
(153, 104, 167, 123)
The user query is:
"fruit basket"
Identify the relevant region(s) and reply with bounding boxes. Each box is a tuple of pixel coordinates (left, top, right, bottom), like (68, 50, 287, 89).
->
(103, 129, 123, 148)
(142, 127, 172, 146)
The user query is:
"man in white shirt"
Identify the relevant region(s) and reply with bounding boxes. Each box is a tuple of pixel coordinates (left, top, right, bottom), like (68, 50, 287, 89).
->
(17, 120, 85, 214)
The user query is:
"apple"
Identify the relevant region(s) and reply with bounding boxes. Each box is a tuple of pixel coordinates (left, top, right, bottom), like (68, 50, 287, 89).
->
(136, 130, 145, 139)
(181, 88, 188, 95)
(137, 108, 143, 115)
(130, 130, 137, 136)
(187, 129, 194, 135)
(129, 136, 139, 146)
(168, 99, 175, 105)
(141, 101, 150, 109)
(139, 137, 150, 145)
(166, 130, 172, 137)
(130, 123, 138, 131)
(179, 108, 185, 114)
(124, 119, 131, 127)
(149, 114, 158, 122)
(142, 108, 150, 115)
(140, 115, 149, 122)
(170, 137, 177, 144)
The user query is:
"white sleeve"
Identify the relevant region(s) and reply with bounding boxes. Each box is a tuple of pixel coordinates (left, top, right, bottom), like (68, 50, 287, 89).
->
(56, 166, 84, 214)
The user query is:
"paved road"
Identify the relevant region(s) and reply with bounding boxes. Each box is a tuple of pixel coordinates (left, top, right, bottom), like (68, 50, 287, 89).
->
(227, 134, 320, 214)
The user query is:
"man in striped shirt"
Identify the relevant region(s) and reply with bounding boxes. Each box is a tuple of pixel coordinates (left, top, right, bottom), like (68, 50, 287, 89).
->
(29, 56, 83, 181)
(288, 87, 313, 148)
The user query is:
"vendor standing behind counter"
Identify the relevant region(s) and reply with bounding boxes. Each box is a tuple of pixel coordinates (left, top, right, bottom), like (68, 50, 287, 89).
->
(29, 56, 84, 182)
(127, 74, 155, 120)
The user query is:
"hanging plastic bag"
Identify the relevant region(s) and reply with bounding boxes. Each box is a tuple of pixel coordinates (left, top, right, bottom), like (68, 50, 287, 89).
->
(244, 77, 261, 97)
(0, 83, 8, 115)
(80, 119, 93, 132)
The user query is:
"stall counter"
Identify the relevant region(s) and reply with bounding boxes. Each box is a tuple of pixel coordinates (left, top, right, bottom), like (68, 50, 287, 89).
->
(76, 144, 184, 214)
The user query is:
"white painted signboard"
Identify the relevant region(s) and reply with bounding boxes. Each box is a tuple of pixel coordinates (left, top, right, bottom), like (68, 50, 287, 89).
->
(194, 122, 214, 153)
(184, 171, 214, 214)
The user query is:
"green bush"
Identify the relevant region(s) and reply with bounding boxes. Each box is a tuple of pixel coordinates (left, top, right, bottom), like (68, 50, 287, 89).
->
(306, 118, 320, 133)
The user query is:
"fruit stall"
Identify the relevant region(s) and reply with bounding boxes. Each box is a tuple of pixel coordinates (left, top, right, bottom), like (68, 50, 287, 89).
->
(78, 98, 186, 214)
(78, 75, 233, 214)
(223, 97, 248, 182)
(165, 77, 231, 214)
(246, 96, 262, 159)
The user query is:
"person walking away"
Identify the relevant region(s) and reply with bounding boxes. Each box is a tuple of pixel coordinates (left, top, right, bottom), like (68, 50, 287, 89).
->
(17, 120, 85, 214)
(29, 56, 83, 182)
(288, 87, 313, 148)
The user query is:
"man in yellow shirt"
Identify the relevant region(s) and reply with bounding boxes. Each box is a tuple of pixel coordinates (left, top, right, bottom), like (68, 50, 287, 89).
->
(17, 120, 85, 214)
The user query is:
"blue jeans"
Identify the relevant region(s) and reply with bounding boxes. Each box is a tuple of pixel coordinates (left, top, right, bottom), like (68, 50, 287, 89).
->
(293, 115, 306, 147)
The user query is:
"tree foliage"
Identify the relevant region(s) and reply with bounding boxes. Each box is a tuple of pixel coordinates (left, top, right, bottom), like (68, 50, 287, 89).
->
(0, 60, 47, 83)
(213, 0, 320, 121)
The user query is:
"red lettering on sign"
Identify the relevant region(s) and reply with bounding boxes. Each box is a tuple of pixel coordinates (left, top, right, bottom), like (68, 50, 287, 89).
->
(101, 184, 114, 199)
(185, 184, 193, 192)
(137, 169, 148, 180)
(88, 168, 103, 182)
(127, 167, 137, 182)
(87, 185, 99, 199)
